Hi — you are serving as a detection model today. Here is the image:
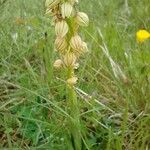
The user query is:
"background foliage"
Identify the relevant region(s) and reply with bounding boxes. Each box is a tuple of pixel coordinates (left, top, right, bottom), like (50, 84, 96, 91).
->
(0, 0, 150, 149)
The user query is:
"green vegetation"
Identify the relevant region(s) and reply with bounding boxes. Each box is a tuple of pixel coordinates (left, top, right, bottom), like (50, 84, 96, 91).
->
(0, 0, 150, 149)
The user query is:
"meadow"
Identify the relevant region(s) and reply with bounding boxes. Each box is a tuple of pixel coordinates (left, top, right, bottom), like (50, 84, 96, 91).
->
(0, 0, 150, 149)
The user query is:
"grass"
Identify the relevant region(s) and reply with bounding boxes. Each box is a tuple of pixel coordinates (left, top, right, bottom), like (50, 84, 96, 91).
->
(0, 0, 150, 149)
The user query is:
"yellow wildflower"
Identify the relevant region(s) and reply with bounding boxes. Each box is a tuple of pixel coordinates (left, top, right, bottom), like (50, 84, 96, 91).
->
(136, 30, 150, 43)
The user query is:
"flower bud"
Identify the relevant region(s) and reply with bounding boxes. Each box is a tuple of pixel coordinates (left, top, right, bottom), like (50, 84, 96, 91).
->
(53, 59, 63, 69)
(81, 41, 88, 53)
(55, 20, 69, 38)
(70, 35, 83, 51)
(74, 63, 79, 69)
(45, 0, 60, 9)
(67, 77, 78, 85)
(63, 52, 77, 67)
(70, 35, 88, 55)
(55, 37, 67, 54)
(76, 12, 89, 27)
(69, 0, 79, 5)
(61, 2, 73, 18)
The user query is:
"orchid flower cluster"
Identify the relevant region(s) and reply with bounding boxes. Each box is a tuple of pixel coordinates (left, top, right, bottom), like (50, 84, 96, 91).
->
(45, 0, 89, 85)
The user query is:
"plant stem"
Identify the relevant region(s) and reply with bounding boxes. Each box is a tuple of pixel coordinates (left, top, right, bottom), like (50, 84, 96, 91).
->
(67, 67, 81, 150)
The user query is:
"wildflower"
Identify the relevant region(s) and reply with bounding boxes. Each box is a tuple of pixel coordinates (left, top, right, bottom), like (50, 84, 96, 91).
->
(69, 0, 79, 5)
(63, 52, 77, 67)
(81, 42, 88, 53)
(67, 77, 78, 85)
(70, 35, 88, 55)
(45, 0, 60, 9)
(53, 59, 63, 69)
(61, 2, 73, 18)
(55, 37, 67, 54)
(136, 30, 150, 43)
(70, 35, 83, 51)
(45, 0, 89, 148)
(55, 20, 69, 38)
(76, 12, 89, 27)
(74, 63, 79, 69)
